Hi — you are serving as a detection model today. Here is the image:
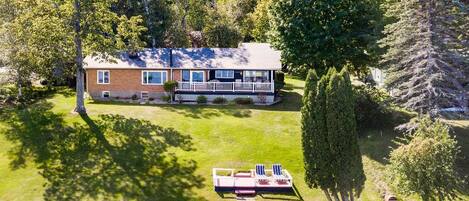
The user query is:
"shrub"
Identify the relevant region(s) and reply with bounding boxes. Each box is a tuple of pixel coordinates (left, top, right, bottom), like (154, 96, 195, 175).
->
(148, 97, 154, 101)
(163, 80, 178, 92)
(274, 71, 286, 91)
(212, 97, 227, 104)
(234, 97, 253, 105)
(196, 95, 207, 104)
(388, 117, 462, 201)
(161, 95, 171, 103)
(257, 93, 267, 104)
(40, 80, 49, 86)
(353, 85, 391, 132)
(131, 94, 138, 100)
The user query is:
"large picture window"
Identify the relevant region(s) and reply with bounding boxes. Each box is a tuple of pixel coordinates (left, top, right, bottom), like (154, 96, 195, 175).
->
(215, 70, 234, 79)
(243, 71, 269, 82)
(97, 70, 110, 84)
(142, 71, 167, 85)
(191, 71, 204, 82)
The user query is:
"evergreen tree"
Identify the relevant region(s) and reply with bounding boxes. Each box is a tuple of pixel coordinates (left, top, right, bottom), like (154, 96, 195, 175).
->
(269, 0, 382, 76)
(388, 117, 463, 201)
(301, 68, 365, 201)
(379, 0, 469, 113)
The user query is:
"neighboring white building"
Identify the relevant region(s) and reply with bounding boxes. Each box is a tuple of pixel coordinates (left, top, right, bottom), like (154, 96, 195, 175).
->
(370, 67, 385, 87)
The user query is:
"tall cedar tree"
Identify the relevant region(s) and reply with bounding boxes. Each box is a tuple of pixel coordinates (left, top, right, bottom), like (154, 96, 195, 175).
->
(379, 0, 469, 113)
(269, 0, 381, 76)
(388, 117, 462, 200)
(301, 69, 335, 200)
(301, 68, 365, 201)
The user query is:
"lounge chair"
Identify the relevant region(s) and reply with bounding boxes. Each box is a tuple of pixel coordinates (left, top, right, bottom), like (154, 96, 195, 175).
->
(272, 164, 289, 182)
(255, 164, 269, 184)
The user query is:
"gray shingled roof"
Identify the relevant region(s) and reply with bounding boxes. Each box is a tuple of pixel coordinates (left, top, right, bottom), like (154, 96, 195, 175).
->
(83, 43, 281, 70)
(84, 48, 171, 69)
(171, 43, 281, 70)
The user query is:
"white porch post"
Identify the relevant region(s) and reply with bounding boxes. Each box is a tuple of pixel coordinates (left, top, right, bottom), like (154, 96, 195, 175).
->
(271, 70, 274, 93)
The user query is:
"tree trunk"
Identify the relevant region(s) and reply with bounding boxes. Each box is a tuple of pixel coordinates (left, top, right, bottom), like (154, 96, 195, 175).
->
(322, 188, 333, 201)
(16, 69, 22, 98)
(340, 190, 350, 201)
(332, 191, 340, 201)
(73, 0, 86, 114)
(142, 0, 155, 47)
(17, 80, 22, 98)
(349, 190, 354, 201)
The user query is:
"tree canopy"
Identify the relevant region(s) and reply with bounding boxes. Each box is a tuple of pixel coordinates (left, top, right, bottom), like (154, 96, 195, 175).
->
(269, 0, 382, 76)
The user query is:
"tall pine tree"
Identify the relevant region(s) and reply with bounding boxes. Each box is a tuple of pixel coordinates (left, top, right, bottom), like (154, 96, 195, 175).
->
(379, 0, 469, 114)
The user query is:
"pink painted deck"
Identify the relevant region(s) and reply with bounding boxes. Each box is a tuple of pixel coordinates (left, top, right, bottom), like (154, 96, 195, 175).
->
(212, 168, 293, 191)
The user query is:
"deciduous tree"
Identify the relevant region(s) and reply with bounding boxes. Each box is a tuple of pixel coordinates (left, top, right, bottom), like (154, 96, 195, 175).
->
(388, 117, 463, 201)
(270, 0, 382, 76)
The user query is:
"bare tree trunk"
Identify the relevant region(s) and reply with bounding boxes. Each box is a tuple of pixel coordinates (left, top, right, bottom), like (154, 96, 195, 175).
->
(340, 190, 350, 201)
(349, 190, 354, 201)
(322, 188, 333, 201)
(142, 0, 155, 47)
(332, 190, 340, 201)
(73, 0, 86, 114)
(17, 78, 22, 98)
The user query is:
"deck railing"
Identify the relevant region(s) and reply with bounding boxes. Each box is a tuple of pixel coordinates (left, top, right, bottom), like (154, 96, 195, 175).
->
(176, 82, 273, 93)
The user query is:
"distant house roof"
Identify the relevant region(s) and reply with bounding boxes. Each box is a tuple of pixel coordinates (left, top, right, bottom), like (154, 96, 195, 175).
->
(84, 48, 171, 69)
(84, 43, 281, 70)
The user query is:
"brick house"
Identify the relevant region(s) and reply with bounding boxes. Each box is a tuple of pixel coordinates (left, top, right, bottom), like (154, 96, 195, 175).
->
(84, 43, 282, 103)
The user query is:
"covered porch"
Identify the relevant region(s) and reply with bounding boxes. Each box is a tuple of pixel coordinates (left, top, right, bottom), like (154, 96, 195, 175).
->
(175, 69, 275, 93)
(176, 82, 273, 93)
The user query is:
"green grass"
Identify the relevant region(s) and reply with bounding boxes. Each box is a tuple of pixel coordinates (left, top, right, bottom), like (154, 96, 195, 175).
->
(0, 77, 467, 200)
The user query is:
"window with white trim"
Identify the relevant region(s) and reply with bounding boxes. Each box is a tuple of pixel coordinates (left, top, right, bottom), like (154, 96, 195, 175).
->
(102, 91, 110, 98)
(215, 70, 234, 79)
(190, 71, 205, 82)
(142, 71, 167, 85)
(97, 70, 110, 84)
(243, 70, 269, 82)
(141, 91, 149, 99)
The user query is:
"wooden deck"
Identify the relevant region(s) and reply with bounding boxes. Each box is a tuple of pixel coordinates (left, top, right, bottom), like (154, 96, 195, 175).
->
(212, 168, 293, 193)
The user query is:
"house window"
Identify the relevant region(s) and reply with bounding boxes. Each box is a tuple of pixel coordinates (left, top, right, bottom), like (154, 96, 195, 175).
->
(97, 70, 110, 84)
(141, 91, 149, 99)
(215, 70, 234, 79)
(190, 71, 204, 82)
(182, 70, 190, 82)
(102, 91, 110, 98)
(244, 71, 269, 82)
(142, 71, 167, 85)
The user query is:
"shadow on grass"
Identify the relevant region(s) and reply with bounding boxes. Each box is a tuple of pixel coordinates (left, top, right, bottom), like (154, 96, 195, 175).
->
(2, 101, 206, 200)
(358, 129, 400, 165)
(88, 88, 303, 116)
(159, 105, 252, 119)
(88, 100, 253, 119)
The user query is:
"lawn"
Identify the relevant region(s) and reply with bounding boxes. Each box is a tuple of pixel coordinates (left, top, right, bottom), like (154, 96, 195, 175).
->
(0, 77, 467, 200)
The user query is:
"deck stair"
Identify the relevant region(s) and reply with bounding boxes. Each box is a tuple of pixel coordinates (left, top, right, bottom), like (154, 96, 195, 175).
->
(235, 189, 256, 195)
